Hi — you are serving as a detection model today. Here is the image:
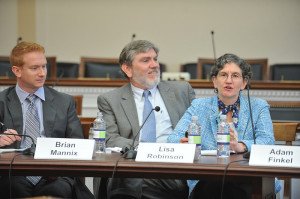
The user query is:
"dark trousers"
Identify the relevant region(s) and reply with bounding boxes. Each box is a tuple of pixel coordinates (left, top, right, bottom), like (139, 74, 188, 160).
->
(106, 178, 189, 199)
(189, 181, 252, 199)
(0, 176, 73, 199)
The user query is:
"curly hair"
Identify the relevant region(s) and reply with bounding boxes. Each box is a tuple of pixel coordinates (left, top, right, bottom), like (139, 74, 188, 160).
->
(210, 53, 253, 80)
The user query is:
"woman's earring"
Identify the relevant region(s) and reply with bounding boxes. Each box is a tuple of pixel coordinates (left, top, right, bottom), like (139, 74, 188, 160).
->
(214, 88, 218, 93)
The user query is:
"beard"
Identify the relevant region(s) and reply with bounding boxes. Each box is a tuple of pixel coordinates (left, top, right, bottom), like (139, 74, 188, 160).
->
(132, 68, 160, 89)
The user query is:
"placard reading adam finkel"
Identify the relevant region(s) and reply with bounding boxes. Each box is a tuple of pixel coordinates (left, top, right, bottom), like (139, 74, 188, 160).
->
(250, 145, 300, 168)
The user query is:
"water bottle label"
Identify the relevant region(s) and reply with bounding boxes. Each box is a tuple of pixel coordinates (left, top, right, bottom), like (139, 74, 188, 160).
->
(217, 133, 230, 145)
(93, 129, 106, 139)
(188, 135, 201, 144)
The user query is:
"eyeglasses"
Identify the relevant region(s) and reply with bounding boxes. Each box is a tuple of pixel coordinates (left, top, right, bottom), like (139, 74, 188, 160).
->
(217, 72, 242, 81)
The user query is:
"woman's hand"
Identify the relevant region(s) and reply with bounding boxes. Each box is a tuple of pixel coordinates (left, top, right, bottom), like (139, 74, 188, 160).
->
(229, 128, 246, 152)
(179, 137, 188, 144)
(0, 129, 22, 146)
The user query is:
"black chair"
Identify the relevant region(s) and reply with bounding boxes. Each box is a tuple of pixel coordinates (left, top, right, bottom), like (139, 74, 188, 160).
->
(180, 63, 198, 79)
(270, 64, 300, 81)
(268, 101, 300, 121)
(79, 57, 122, 79)
(0, 56, 15, 78)
(57, 62, 79, 78)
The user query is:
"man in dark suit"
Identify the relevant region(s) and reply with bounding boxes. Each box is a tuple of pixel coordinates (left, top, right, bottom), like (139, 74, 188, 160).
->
(0, 41, 84, 198)
(95, 40, 195, 199)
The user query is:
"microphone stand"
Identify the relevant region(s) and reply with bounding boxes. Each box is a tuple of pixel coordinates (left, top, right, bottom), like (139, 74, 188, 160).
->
(52, 70, 64, 88)
(123, 106, 160, 159)
(211, 31, 217, 61)
(243, 84, 255, 159)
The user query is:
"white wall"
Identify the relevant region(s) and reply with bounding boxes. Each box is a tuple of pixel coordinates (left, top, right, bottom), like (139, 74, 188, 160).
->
(1, 0, 300, 72)
(0, 0, 18, 55)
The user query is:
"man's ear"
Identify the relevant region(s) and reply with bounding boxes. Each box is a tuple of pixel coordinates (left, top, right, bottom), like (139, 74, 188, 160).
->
(121, 64, 132, 78)
(12, 66, 22, 78)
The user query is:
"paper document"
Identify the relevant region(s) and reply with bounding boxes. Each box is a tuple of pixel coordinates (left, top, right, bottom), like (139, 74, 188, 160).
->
(0, 148, 28, 153)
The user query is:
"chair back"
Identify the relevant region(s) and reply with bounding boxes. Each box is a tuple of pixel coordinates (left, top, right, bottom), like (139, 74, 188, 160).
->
(57, 62, 79, 78)
(270, 64, 300, 81)
(0, 56, 14, 78)
(268, 101, 300, 121)
(273, 122, 298, 145)
(79, 57, 122, 78)
(180, 63, 198, 79)
(73, 95, 83, 116)
(79, 117, 95, 139)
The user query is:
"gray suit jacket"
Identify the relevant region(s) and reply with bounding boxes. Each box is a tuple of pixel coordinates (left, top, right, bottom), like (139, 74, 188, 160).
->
(97, 80, 195, 148)
(0, 86, 84, 148)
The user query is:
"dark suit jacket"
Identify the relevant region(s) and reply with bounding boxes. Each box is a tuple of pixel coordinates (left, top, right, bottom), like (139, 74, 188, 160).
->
(0, 86, 84, 148)
(97, 80, 195, 148)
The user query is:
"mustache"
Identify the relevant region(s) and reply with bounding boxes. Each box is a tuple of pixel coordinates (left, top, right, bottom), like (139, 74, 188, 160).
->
(147, 68, 160, 74)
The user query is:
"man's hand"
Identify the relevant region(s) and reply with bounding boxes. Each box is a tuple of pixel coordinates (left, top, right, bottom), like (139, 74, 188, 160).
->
(0, 129, 22, 146)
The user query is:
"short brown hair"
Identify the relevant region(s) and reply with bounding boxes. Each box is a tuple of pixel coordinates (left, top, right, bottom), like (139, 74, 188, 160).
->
(10, 41, 45, 66)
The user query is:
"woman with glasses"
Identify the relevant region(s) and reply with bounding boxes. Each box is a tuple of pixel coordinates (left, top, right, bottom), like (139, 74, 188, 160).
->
(168, 53, 280, 198)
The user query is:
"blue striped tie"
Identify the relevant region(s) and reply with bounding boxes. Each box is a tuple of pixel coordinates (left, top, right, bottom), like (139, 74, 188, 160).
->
(140, 90, 156, 142)
(25, 94, 42, 185)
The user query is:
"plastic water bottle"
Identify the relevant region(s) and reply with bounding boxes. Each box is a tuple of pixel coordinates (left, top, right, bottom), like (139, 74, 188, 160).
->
(217, 114, 230, 157)
(93, 111, 106, 153)
(188, 116, 201, 160)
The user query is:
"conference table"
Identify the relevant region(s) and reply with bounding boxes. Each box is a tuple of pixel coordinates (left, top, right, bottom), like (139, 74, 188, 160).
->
(1, 152, 299, 199)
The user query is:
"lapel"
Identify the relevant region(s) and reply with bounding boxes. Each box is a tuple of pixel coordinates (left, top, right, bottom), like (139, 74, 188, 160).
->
(209, 96, 219, 142)
(7, 88, 23, 148)
(120, 84, 140, 137)
(157, 82, 178, 128)
(42, 87, 56, 137)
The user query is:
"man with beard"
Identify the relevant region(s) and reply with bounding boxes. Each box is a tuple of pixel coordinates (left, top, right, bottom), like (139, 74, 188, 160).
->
(95, 40, 195, 199)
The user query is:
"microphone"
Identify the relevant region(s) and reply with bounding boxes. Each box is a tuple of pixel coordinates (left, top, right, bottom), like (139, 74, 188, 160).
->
(0, 122, 36, 155)
(131, 34, 136, 41)
(122, 106, 160, 159)
(17, 37, 22, 44)
(52, 70, 64, 88)
(211, 31, 217, 62)
(243, 84, 256, 159)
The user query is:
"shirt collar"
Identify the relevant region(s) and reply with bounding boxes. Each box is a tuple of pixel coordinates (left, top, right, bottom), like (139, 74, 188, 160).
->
(130, 84, 157, 100)
(15, 84, 45, 103)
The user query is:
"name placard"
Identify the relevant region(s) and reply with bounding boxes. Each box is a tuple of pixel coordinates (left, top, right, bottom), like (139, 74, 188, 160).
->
(249, 145, 300, 168)
(34, 138, 94, 160)
(136, 143, 195, 163)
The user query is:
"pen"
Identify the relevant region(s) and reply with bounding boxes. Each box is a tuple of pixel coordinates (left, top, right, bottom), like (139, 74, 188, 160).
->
(0, 122, 11, 132)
